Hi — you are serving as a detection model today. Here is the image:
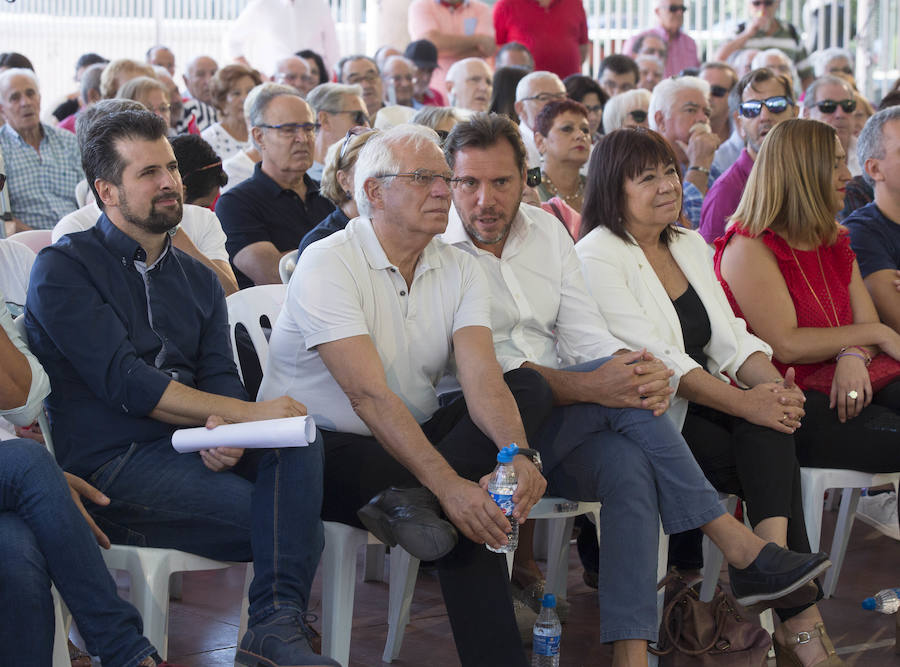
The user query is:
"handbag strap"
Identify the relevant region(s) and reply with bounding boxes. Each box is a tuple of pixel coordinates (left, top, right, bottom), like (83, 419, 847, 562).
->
(649, 571, 733, 657)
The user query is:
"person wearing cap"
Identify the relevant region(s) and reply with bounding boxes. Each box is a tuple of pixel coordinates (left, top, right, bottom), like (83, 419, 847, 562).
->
(405, 40, 447, 108)
(408, 0, 496, 99)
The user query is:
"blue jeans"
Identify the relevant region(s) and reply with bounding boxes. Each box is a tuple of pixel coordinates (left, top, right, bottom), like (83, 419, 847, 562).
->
(534, 358, 725, 643)
(85, 433, 326, 624)
(0, 439, 154, 667)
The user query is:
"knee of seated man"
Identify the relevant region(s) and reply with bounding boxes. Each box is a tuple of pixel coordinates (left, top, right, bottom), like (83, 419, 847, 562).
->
(0, 437, 58, 472)
(503, 367, 554, 415)
(0, 513, 49, 585)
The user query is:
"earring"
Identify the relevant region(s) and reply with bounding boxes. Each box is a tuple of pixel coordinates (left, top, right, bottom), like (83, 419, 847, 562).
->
(345, 190, 353, 200)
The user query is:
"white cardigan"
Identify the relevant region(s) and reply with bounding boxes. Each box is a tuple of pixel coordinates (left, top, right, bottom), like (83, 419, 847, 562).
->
(575, 225, 772, 429)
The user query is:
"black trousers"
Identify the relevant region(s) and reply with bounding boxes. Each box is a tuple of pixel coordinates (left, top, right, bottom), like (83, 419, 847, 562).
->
(319, 368, 553, 667)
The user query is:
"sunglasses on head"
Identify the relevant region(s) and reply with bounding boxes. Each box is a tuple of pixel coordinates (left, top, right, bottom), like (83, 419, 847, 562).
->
(628, 109, 648, 123)
(814, 98, 857, 114)
(710, 85, 730, 98)
(738, 95, 793, 118)
(668, 4, 687, 12)
(339, 126, 377, 162)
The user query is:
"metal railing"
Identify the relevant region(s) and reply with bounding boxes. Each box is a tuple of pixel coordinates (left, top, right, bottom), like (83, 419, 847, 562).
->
(1, 0, 897, 110)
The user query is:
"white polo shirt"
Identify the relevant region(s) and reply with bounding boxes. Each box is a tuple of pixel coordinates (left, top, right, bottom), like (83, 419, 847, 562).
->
(52, 202, 230, 263)
(258, 216, 491, 435)
(442, 203, 625, 371)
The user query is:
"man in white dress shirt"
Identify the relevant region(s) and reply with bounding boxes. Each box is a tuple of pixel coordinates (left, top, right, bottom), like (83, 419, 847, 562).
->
(258, 124, 553, 667)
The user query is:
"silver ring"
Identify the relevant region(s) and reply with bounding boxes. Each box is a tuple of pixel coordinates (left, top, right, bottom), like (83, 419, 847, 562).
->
(847, 389, 859, 400)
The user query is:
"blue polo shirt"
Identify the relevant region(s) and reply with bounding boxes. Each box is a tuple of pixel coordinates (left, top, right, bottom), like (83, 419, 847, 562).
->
(844, 202, 900, 279)
(25, 214, 247, 477)
(216, 163, 335, 289)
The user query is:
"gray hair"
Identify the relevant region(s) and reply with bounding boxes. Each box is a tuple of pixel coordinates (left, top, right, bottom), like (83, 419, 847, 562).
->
(244, 82, 302, 148)
(649, 76, 710, 131)
(336, 55, 378, 82)
(603, 88, 652, 132)
(812, 47, 853, 77)
(751, 48, 790, 71)
(354, 124, 441, 217)
(635, 54, 664, 71)
(803, 75, 854, 109)
(0, 67, 39, 94)
(446, 57, 491, 86)
(80, 63, 106, 103)
(305, 82, 364, 114)
(515, 70, 564, 102)
(857, 106, 900, 186)
(118, 76, 167, 102)
(75, 98, 146, 150)
(410, 105, 462, 131)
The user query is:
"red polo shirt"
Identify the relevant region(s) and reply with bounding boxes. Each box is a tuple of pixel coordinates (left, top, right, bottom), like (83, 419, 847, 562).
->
(493, 0, 589, 79)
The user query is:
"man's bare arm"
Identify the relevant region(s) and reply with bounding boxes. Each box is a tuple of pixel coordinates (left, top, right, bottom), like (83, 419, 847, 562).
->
(149, 380, 307, 426)
(864, 269, 900, 333)
(0, 324, 32, 410)
(420, 30, 496, 58)
(233, 241, 291, 286)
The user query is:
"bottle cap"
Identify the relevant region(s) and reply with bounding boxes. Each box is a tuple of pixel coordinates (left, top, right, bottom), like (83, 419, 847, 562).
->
(861, 597, 876, 610)
(542, 593, 556, 608)
(496, 443, 519, 463)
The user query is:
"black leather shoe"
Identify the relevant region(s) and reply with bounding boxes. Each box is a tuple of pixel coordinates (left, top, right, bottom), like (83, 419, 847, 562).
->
(357, 486, 458, 561)
(728, 543, 831, 608)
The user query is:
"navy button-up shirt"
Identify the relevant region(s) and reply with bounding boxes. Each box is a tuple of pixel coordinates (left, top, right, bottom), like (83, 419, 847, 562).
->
(216, 163, 335, 289)
(25, 214, 247, 478)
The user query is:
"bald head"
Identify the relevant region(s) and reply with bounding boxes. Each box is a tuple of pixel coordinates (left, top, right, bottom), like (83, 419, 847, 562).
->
(274, 56, 315, 97)
(183, 55, 218, 104)
(446, 58, 493, 112)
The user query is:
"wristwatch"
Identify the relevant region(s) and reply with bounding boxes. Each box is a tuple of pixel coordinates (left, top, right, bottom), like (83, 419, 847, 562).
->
(515, 447, 543, 473)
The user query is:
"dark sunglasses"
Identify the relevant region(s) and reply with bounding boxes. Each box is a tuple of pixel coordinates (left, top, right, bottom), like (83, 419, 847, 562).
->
(738, 95, 793, 118)
(814, 98, 857, 114)
(628, 109, 648, 123)
(709, 85, 730, 98)
(339, 126, 377, 162)
(668, 4, 687, 12)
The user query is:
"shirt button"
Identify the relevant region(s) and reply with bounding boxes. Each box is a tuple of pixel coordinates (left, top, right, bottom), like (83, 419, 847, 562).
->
(400, 290, 407, 296)
(121, 258, 127, 266)
(390, 268, 397, 273)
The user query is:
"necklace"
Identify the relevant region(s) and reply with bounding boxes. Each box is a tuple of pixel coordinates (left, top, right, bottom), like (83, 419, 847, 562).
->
(541, 171, 584, 207)
(789, 246, 841, 327)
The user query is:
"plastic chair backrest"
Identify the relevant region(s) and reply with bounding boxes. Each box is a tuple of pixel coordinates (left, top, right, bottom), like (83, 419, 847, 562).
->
(13, 314, 56, 457)
(8, 229, 53, 254)
(279, 251, 298, 284)
(225, 284, 287, 384)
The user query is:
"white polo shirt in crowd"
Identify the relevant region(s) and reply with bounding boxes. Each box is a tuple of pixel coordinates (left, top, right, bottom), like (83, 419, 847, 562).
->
(258, 216, 491, 435)
(0, 239, 37, 314)
(52, 202, 230, 263)
(442, 203, 625, 371)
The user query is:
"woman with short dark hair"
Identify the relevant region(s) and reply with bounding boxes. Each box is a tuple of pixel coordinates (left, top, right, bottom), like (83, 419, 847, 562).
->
(202, 65, 262, 160)
(533, 99, 590, 212)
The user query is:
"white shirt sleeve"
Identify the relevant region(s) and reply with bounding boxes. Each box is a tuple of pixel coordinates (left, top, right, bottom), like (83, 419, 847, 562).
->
(0, 300, 50, 426)
(451, 250, 492, 334)
(182, 206, 230, 263)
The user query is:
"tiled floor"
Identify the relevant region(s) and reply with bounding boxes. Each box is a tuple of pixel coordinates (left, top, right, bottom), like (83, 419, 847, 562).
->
(153, 509, 900, 667)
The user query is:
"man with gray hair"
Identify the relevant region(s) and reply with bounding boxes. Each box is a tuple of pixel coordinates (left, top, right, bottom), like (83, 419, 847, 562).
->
(0, 68, 83, 231)
(273, 55, 317, 98)
(381, 55, 416, 108)
(57, 62, 106, 134)
(305, 82, 370, 181)
(514, 70, 567, 167)
(337, 55, 384, 118)
(216, 83, 335, 288)
(445, 57, 493, 114)
(259, 123, 553, 667)
(649, 75, 721, 227)
(803, 74, 858, 173)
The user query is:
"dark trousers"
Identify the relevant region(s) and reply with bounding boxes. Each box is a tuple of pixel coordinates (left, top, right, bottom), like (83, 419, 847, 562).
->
(320, 368, 553, 667)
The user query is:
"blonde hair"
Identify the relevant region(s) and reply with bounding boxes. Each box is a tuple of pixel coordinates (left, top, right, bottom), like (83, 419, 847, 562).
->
(100, 59, 155, 99)
(730, 118, 840, 247)
(320, 129, 378, 205)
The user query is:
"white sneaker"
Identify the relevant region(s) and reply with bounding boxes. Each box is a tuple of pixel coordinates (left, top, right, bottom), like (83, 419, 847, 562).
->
(855, 491, 900, 541)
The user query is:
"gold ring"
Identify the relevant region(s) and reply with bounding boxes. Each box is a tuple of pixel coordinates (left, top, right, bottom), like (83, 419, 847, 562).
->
(847, 389, 859, 400)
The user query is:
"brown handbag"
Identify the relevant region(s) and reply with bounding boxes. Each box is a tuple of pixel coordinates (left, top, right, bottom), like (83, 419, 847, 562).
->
(649, 569, 772, 666)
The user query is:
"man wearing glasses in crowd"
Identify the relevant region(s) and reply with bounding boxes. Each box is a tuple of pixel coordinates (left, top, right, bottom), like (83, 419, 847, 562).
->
(216, 83, 335, 288)
(699, 68, 797, 243)
(624, 0, 700, 78)
(337, 55, 384, 119)
(803, 75, 859, 174)
(305, 83, 370, 181)
(513, 71, 568, 167)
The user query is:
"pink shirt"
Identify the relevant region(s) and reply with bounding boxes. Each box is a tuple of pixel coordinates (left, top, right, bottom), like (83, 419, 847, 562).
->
(408, 0, 495, 97)
(623, 26, 699, 78)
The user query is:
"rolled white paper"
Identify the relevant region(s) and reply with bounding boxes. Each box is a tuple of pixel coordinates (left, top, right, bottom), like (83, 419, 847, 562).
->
(172, 416, 316, 453)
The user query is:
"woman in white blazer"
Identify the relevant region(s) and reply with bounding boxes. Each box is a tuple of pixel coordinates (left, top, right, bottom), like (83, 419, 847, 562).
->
(576, 128, 839, 667)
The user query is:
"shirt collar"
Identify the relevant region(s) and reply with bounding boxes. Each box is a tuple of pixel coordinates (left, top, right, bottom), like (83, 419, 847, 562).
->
(442, 202, 531, 257)
(251, 162, 321, 199)
(354, 215, 443, 275)
(95, 212, 171, 266)
(0, 121, 47, 146)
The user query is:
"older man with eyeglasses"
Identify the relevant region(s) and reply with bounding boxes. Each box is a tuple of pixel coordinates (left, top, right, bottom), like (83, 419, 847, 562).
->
(513, 71, 568, 167)
(623, 0, 700, 78)
(216, 83, 335, 288)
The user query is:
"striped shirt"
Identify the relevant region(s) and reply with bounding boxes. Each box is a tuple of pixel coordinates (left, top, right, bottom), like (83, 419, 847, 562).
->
(0, 123, 82, 230)
(177, 98, 220, 134)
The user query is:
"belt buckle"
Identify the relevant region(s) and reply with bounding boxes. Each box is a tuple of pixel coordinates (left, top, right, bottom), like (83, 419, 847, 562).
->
(796, 631, 812, 645)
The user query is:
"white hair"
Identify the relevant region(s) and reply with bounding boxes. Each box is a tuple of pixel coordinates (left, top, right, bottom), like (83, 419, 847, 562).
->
(648, 76, 710, 131)
(446, 57, 490, 85)
(603, 88, 652, 132)
(812, 47, 854, 77)
(635, 54, 664, 71)
(354, 124, 441, 217)
(515, 70, 564, 102)
(751, 48, 791, 71)
(0, 67, 39, 95)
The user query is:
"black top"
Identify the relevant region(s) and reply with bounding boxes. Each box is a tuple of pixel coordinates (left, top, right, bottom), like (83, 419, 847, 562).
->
(671, 283, 711, 372)
(299, 206, 351, 255)
(216, 162, 335, 288)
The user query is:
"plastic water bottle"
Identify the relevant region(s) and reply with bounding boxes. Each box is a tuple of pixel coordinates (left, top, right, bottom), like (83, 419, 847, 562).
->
(862, 588, 900, 614)
(532, 593, 561, 666)
(486, 444, 518, 553)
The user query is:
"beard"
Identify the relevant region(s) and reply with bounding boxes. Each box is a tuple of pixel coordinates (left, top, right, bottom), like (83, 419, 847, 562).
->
(119, 187, 183, 235)
(461, 206, 515, 246)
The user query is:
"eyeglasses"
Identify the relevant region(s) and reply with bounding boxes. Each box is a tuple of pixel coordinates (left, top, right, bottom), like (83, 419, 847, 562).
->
(257, 122, 321, 137)
(828, 66, 854, 76)
(628, 109, 648, 123)
(738, 95, 793, 118)
(346, 71, 380, 85)
(751, 0, 774, 6)
(813, 98, 857, 114)
(709, 85, 730, 98)
(377, 169, 454, 188)
(668, 5, 688, 12)
(385, 74, 414, 84)
(329, 109, 371, 127)
(339, 126, 377, 162)
(147, 103, 172, 114)
(520, 92, 567, 103)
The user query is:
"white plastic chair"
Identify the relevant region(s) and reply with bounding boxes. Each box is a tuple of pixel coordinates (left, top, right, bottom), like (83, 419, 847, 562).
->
(51, 587, 72, 667)
(279, 251, 299, 284)
(226, 284, 287, 386)
(800, 467, 900, 598)
(7, 229, 53, 253)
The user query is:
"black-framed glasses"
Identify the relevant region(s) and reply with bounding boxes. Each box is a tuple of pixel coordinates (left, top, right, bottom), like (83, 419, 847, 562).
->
(751, 0, 774, 6)
(346, 71, 380, 85)
(738, 95, 793, 118)
(521, 92, 567, 103)
(257, 122, 320, 137)
(339, 126, 377, 162)
(710, 85, 730, 98)
(828, 65, 855, 76)
(628, 109, 648, 123)
(329, 109, 371, 127)
(668, 4, 687, 12)
(376, 169, 454, 188)
(814, 98, 857, 114)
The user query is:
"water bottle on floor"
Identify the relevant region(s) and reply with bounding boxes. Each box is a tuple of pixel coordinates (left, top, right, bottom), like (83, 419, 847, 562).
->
(862, 588, 900, 614)
(486, 444, 518, 554)
(532, 593, 561, 667)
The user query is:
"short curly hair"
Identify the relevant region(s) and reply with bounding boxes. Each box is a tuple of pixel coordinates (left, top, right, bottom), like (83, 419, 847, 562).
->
(534, 99, 588, 138)
(209, 64, 263, 113)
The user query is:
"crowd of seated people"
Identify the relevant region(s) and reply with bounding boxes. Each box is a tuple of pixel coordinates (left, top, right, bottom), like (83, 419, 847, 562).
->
(1, 5, 899, 665)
